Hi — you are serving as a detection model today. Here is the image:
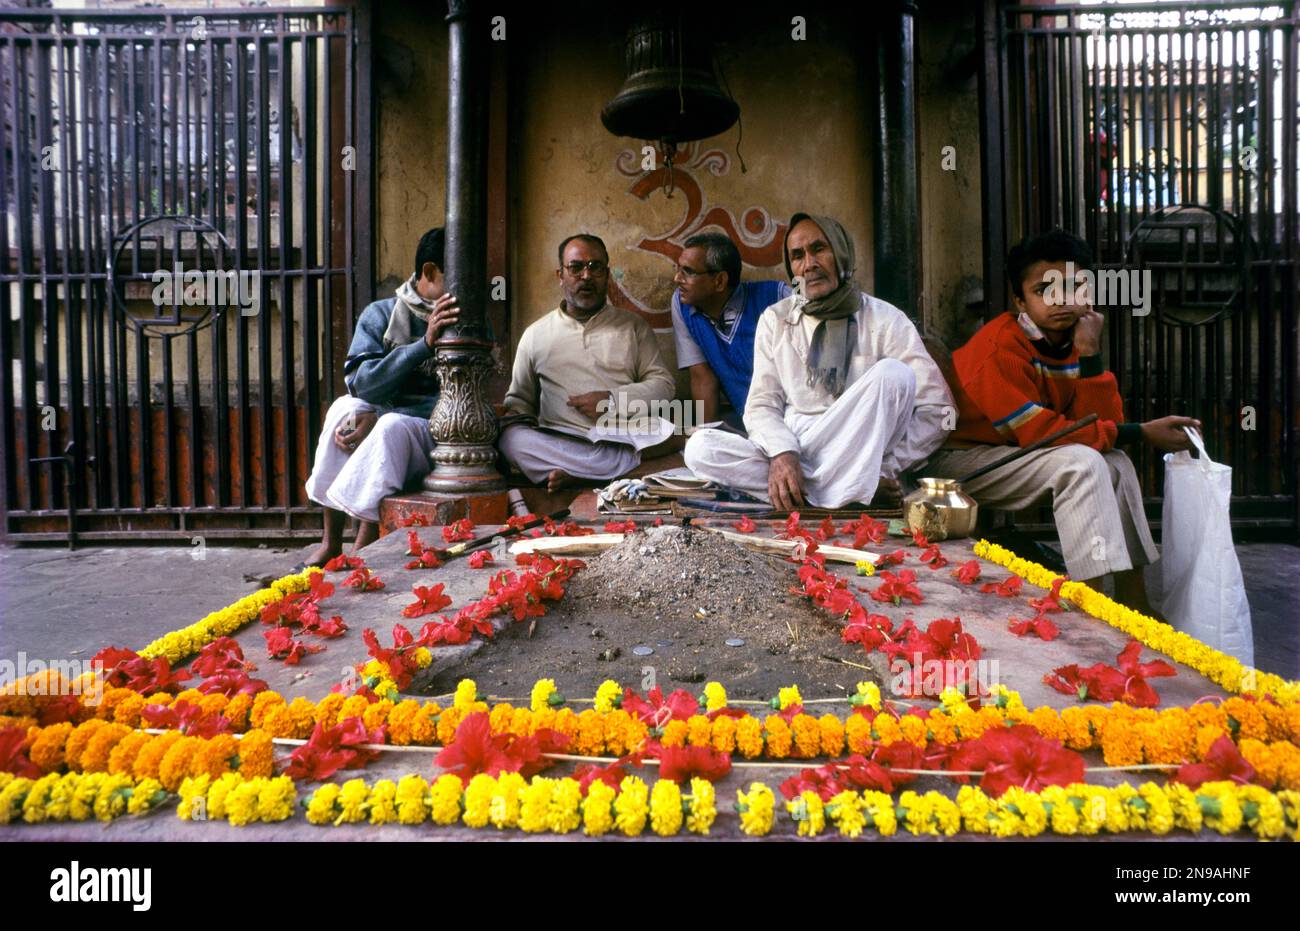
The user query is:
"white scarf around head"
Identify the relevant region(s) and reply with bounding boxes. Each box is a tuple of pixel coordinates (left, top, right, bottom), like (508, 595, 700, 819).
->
(383, 275, 437, 351)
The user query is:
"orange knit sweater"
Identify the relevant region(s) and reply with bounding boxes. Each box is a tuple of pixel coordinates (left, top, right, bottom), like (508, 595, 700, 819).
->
(948, 312, 1126, 451)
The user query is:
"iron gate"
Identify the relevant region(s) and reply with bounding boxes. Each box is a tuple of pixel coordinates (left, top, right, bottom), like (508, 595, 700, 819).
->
(0, 4, 373, 541)
(980, 0, 1299, 533)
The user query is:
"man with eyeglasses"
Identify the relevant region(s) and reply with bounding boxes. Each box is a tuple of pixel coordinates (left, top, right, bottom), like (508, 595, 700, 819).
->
(670, 231, 790, 430)
(683, 213, 953, 511)
(498, 233, 675, 492)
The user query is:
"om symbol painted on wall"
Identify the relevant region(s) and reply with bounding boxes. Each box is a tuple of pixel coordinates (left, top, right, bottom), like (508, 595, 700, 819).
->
(607, 141, 787, 328)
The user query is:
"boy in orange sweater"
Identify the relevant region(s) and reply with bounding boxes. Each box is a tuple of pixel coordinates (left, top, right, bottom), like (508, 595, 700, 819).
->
(926, 230, 1199, 614)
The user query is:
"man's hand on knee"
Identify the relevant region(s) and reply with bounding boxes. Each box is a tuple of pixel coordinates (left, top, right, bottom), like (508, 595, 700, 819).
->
(334, 410, 378, 453)
(1140, 415, 1201, 452)
(767, 451, 806, 511)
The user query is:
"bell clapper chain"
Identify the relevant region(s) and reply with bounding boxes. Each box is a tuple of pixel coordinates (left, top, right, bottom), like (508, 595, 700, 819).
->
(662, 140, 677, 199)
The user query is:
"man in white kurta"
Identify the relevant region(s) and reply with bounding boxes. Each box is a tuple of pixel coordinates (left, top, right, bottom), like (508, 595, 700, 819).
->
(684, 214, 953, 509)
(498, 234, 676, 491)
(301, 227, 457, 566)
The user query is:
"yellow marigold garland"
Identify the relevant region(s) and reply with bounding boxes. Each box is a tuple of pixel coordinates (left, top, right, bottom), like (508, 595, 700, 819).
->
(138, 568, 319, 665)
(175, 773, 296, 825)
(974, 539, 1300, 705)
(0, 771, 167, 824)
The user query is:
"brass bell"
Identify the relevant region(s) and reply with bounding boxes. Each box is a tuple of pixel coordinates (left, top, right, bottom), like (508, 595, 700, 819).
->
(601, 11, 739, 145)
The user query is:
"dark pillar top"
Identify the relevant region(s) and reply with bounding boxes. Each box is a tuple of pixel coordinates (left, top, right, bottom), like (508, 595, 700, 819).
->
(871, 0, 920, 319)
(443, 0, 489, 343)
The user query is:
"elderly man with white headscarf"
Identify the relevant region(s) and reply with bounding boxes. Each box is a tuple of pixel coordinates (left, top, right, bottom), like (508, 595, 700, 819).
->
(683, 213, 954, 510)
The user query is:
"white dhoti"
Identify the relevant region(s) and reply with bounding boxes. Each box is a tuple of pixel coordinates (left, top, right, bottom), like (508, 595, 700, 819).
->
(305, 395, 436, 523)
(925, 443, 1159, 581)
(683, 357, 917, 509)
(498, 423, 641, 485)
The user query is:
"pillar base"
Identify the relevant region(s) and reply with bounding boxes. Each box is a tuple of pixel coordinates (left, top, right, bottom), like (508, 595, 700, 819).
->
(378, 489, 511, 537)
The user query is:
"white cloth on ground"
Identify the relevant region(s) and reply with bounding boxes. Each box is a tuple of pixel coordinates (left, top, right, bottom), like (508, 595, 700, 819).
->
(305, 394, 436, 523)
(498, 423, 641, 485)
(683, 357, 917, 508)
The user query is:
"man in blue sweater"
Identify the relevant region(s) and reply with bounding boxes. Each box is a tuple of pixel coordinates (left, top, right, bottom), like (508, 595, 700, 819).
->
(302, 228, 458, 566)
(670, 231, 790, 430)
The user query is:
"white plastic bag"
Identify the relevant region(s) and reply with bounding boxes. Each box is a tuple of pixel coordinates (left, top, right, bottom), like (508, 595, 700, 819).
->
(1160, 428, 1254, 665)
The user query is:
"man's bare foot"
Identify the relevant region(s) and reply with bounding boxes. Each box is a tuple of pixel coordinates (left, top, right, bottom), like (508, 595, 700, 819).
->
(303, 541, 342, 568)
(869, 477, 902, 508)
(546, 469, 579, 493)
(352, 520, 380, 551)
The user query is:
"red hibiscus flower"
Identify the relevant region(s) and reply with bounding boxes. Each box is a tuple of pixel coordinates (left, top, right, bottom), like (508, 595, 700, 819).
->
(870, 569, 924, 606)
(263, 627, 323, 665)
(189, 637, 252, 679)
(919, 544, 948, 569)
(397, 514, 431, 527)
(733, 515, 757, 533)
(506, 513, 538, 531)
(839, 515, 888, 548)
(874, 549, 907, 568)
(816, 516, 838, 541)
(434, 712, 516, 779)
(542, 518, 596, 537)
(341, 567, 385, 591)
(951, 560, 981, 584)
(1008, 613, 1060, 641)
(881, 617, 983, 695)
(980, 576, 1023, 597)
(441, 518, 475, 543)
(195, 670, 269, 697)
(655, 744, 732, 783)
(0, 727, 42, 777)
(574, 758, 632, 795)
(842, 613, 895, 652)
(1044, 641, 1175, 707)
(435, 711, 570, 780)
(1114, 640, 1177, 707)
(284, 716, 386, 781)
(621, 686, 699, 726)
(141, 699, 235, 738)
(603, 519, 637, 533)
(779, 511, 816, 542)
(92, 647, 192, 695)
(467, 550, 495, 569)
(1173, 735, 1260, 789)
(362, 625, 424, 689)
(950, 725, 1086, 796)
(1028, 576, 1072, 613)
(405, 530, 426, 556)
(908, 528, 930, 547)
(405, 548, 443, 570)
(323, 553, 365, 571)
(311, 615, 349, 638)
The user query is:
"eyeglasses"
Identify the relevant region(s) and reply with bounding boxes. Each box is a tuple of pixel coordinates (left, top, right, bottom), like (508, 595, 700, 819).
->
(562, 260, 608, 276)
(675, 264, 723, 279)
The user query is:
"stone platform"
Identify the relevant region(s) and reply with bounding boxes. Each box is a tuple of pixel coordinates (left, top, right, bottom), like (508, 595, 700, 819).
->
(3, 513, 1271, 841)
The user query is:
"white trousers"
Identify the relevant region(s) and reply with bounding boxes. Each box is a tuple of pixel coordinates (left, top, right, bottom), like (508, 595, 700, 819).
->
(304, 395, 435, 523)
(926, 443, 1159, 581)
(498, 423, 641, 485)
(682, 357, 917, 509)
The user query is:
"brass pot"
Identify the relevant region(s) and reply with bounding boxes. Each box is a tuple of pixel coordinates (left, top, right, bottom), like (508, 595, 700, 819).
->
(903, 478, 979, 541)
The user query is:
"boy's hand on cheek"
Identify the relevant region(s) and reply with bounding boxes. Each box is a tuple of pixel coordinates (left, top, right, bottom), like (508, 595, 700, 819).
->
(1073, 308, 1105, 356)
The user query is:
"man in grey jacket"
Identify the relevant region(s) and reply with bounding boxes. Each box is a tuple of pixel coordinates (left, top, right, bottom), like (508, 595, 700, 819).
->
(302, 228, 458, 566)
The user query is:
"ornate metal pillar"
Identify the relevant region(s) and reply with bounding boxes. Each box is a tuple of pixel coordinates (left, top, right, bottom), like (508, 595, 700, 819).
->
(424, 0, 504, 493)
